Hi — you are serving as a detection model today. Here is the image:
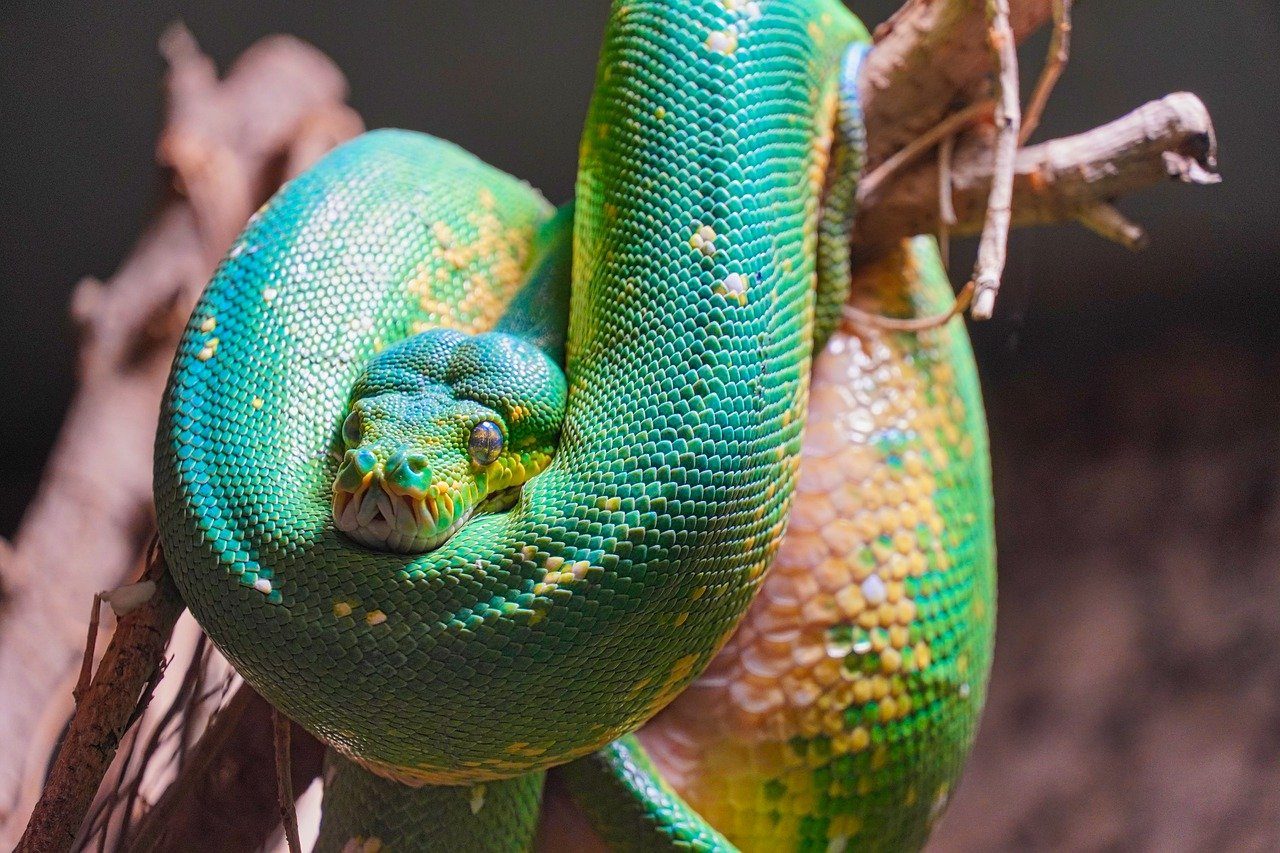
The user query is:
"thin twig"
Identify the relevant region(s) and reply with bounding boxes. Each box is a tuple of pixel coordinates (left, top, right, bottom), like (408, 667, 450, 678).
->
(274, 709, 302, 853)
(853, 93, 1220, 249)
(16, 546, 184, 853)
(843, 281, 975, 334)
(969, 0, 1022, 320)
(938, 132, 957, 270)
(858, 100, 994, 207)
(1078, 203, 1149, 250)
(74, 595, 105, 706)
(124, 686, 253, 853)
(1020, 0, 1073, 145)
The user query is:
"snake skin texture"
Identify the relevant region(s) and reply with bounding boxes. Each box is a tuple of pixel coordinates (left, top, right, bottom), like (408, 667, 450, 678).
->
(636, 238, 994, 851)
(156, 0, 994, 848)
(314, 753, 545, 853)
(155, 0, 884, 845)
(546, 239, 994, 853)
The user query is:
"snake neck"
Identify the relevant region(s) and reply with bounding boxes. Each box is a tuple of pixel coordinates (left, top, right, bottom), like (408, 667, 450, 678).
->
(492, 203, 575, 367)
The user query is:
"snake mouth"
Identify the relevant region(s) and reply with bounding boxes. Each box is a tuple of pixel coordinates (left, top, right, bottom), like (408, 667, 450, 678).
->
(333, 475, 475, 554)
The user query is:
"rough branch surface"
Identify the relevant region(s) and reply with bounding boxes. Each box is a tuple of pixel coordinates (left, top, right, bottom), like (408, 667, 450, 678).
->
(15, 550, 183, 853)
(855, 93, 1220, 249)
(0, 27, 359, 848)
(859, 0, 1055, 171)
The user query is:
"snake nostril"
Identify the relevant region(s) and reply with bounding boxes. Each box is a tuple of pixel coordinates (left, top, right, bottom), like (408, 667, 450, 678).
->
(351, 448, 377, 474)
(386, 450, 430, 494)
(335, 450, 363, 491)
(406, 453, 429, 475)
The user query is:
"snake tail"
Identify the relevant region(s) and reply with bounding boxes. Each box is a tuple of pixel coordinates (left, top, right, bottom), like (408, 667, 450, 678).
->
(314, 755, 545, 853)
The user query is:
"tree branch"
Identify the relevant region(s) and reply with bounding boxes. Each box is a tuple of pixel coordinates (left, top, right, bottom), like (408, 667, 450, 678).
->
(4, 1, 1224, 848)
(969, 0, 1022, 318)
(859, 0, 1056, 171)
(854, 92, 1220, 250)
(16, 547, 184, 853)
(0, 27, 360, 846)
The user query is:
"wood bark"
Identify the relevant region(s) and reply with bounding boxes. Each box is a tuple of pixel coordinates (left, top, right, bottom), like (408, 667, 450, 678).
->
(855, 92, 1220, 250)
(859, 0, 1056, 170)
(0, 27, 360, 848)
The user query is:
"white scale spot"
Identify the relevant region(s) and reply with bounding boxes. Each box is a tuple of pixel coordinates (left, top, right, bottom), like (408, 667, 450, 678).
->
(723, 272, 746, 296)
(959, 681, 971, 699)
(253, 578, 273, 595)
(705, 29, 738, 55)
(930, 786, 951, 820)
(861, 574, 887, 605)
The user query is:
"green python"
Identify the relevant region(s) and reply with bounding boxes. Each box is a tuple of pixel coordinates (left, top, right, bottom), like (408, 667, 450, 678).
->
(154, 1, 994, 850)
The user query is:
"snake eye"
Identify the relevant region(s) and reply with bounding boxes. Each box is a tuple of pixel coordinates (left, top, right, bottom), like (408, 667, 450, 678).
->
(342, 410, 362, 448)
(468, 421, 504, 466)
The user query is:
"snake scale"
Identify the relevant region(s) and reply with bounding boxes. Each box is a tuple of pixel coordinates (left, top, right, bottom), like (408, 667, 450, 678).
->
(155, 1, 994, 850)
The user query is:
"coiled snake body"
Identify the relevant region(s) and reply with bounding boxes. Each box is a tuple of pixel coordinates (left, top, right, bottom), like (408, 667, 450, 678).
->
(155, 1, 994, 849)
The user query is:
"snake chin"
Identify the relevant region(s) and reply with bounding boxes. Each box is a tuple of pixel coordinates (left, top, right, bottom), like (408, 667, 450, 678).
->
(333, 475, 476, 554)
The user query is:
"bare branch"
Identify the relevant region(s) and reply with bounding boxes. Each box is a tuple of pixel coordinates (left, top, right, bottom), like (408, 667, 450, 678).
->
(860, 0, 1056, 170)
(1079, 203, 1149, 251)
(1019, 0, 1073, 144)
(275, 709, 302, 853)
(969, 0, 1022, 319)
(0, 29, 360, 844)
(854, 93, 1220, 250)
(16, 547, 184, 853)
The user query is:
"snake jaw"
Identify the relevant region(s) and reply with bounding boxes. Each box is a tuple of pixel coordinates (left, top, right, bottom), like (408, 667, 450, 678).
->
(333, 469, 478, 553)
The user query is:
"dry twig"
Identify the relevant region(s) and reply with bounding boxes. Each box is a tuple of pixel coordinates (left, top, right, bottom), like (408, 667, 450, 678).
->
(1019, 0, 1073, 144)
(969, 0, 1021, 319)
(1078, 203, 1149, 251)
(16, 546, 184, 853)
(843, 280, 976, 333)
(123, 684, 323, 853)
(5, 1, 1225, 847)
(0, 26, 360, 848)
(853, 93, 1220, 250)
(275, 709, 303, 853)
(938, 131, 958, 268)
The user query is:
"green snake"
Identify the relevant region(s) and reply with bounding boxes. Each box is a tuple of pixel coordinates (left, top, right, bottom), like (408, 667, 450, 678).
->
(154, 1, 994, 850)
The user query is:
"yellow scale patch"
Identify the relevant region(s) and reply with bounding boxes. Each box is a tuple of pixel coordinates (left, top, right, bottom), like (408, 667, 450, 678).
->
(406, 208, 535, 333)
(638, 250, 978, 847)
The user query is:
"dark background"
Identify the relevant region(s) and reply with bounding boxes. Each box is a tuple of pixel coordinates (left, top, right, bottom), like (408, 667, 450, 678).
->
(2, 2, 1278, 849)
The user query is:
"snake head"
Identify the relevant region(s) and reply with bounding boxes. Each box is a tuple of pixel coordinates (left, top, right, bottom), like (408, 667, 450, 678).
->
(332, 328, 566, 553)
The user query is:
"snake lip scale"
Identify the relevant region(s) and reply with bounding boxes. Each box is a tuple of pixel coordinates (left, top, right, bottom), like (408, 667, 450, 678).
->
(332, 466, 525, 554)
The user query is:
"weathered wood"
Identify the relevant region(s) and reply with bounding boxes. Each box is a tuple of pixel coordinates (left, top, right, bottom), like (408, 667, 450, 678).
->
(0, 27, 360, 847)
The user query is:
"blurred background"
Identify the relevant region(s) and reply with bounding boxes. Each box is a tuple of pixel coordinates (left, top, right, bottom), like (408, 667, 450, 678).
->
(2, 1, 1277, 849)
